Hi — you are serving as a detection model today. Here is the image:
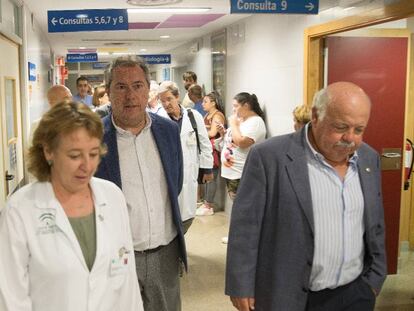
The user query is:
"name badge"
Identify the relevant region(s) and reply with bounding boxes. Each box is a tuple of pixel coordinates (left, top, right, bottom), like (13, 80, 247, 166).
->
(110, 247, 130, 276)
(187, 132, 197, 146)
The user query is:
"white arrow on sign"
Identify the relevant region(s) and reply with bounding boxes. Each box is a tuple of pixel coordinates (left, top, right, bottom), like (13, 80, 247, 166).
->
(51, 17, 58, 26)
(305, 2, 314, 11)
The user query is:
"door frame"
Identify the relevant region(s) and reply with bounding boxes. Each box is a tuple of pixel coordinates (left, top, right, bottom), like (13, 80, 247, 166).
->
(303, 0, 414, 251)
(0, 33, 23, 204)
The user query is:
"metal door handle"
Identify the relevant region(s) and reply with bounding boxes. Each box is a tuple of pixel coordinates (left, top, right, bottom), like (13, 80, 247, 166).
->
(5, 174, 14, 181)
(382, 152, 401, 158)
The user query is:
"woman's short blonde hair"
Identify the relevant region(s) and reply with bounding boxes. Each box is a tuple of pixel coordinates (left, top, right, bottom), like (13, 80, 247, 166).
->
(28, 101, 106, 181)
(92, 85, 107, 107)
(293, 104, 311, 124)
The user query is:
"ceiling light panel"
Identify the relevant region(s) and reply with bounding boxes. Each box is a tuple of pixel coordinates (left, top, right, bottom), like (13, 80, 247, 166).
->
(128, 7, 211, 13)
(127, 0, 182, 6)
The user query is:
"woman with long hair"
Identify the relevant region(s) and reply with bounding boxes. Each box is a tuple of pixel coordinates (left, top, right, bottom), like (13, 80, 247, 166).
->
(216, 92, 266, 243)
(196, 91, 226, 216)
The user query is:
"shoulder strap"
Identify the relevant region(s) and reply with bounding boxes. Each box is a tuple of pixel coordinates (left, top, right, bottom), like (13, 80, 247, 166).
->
(187, 109, 201, 154)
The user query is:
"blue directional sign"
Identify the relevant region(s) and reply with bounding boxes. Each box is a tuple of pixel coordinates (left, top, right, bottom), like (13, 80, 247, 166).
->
(66, 53, 98, 63)
(92, 62, 110, 69)
(139, 54, 171, 65)
(28, 62, 36, 81)
(230, 0, 318, 14)
(48, 9, 128, 33)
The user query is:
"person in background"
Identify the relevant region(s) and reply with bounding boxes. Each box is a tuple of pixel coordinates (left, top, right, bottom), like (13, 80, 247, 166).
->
(217, 92, 266, 200)
(92, 85, 110, 108)
(293, 104, 312, 131)
(146, 80, 168, 118)
(181, 71, 197, 108)
(47, 84, 72, 107)
(95, 57, 186, 311)
(92, 85, 112, 118)
(158, 81, 213, 233)
(0, 101, 143, 311)
(73, 76, 93, 107)
(196, 91, 226, 216)
(87, 83, 94, 96)
(29, 85, 72, 146)
(216, 92, 266, 244)
(188, 84, 206, 117)
(225, 82, 386, 311)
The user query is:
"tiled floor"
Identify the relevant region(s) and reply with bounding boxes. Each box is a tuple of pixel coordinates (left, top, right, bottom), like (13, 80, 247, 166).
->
(181, 212, 414, 311)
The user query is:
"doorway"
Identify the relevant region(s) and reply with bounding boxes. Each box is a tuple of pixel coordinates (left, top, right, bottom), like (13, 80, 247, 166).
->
(304, 0, 414, 273)
(325, 30, 410, 273)
(0, 33, 24, 206)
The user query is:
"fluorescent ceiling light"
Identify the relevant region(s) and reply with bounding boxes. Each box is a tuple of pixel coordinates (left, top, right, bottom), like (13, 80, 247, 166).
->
(343, 6, 356, 11)
(140, 48, 147, 52)
(160, 35, 170, 39)
(109, 52, 135, 56)
(127, 7, 210, 13)
(127, 0, 182, 5)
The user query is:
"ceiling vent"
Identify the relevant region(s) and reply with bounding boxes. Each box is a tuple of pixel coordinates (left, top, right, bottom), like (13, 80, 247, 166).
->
(126, 0, 182, 6)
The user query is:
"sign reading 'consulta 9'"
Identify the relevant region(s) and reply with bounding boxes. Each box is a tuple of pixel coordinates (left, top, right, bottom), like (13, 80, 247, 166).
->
(230, 0, 319, 14)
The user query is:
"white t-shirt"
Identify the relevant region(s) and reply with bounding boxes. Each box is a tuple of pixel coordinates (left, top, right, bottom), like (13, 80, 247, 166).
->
(221, 116, 266, 180)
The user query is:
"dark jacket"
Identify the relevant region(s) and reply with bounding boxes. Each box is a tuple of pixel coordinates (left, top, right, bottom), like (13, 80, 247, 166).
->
(225, 128, 386, 310)
(95, 112, 187, 267)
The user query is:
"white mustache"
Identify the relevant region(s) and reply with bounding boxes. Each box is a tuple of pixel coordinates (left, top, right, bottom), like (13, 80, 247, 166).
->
(335, 141, 355, 148)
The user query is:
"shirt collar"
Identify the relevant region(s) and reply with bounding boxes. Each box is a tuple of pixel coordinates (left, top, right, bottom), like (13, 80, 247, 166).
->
(112, 111, 152, 137)
(304, 123, 359, 165)
(170, 105, 184, 121)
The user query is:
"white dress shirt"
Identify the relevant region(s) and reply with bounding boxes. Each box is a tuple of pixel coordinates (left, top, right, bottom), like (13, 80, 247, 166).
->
(305, 124, 365, 291)
(114, 114, 177, 251)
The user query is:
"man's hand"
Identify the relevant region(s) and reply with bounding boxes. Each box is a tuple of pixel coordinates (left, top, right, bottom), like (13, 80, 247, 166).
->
(230, 297, 255, 311)
(202, 173, 214, 183)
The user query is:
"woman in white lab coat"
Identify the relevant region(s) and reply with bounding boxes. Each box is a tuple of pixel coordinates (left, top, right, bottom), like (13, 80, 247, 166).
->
(158, 81, 213, 233)
(0, 101, 143, 311)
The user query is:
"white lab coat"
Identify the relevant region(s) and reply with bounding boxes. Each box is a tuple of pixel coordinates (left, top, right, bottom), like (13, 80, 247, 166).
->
(0, 177, 143, 311)
(179, 107, 213, 221)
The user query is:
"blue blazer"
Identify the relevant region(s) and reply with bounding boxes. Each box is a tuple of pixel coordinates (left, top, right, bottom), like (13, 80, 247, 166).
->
(95, 113, 187, 267)
(225, 128, 386, 311)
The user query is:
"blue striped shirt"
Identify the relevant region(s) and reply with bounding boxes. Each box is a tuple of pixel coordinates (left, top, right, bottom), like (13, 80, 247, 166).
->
(304, 124, 365, 291)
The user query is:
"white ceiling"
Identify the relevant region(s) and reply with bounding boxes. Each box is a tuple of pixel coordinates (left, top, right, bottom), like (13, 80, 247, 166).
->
(22, 0, 249, 58)
(21, 0, 351, 60)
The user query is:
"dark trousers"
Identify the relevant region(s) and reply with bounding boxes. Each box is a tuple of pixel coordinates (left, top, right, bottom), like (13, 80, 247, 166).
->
(134, 238, 181, 311)
(306, 277, 376, 311)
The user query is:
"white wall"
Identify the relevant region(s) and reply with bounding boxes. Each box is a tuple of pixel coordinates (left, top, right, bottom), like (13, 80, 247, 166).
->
(226, 14, 309, 136)
(157, 35, 213, 96)
(23, 6, 53, 125)
(190, 35, 213, 94)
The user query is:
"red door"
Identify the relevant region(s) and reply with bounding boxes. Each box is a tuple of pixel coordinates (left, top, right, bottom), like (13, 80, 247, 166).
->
(327, 35, 408, 274)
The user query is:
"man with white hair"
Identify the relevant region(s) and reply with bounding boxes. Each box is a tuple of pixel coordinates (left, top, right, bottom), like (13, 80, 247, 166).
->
(158, 81, 213, 233)
(226, 82, 386, 311)
(146, 80, 168, 118)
